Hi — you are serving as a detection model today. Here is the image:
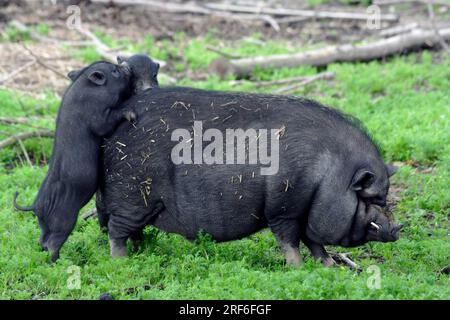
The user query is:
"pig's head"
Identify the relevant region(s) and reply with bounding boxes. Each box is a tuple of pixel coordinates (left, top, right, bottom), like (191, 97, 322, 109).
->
(350, 163, 397, 207)
(340, 201, 402, 247)
(117, 54, 159, 93)
(66, 61, 133, 136)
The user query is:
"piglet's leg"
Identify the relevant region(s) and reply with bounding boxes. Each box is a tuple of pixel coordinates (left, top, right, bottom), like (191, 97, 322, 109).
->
(269, 220, 302, 267)
(301, 235, 335, 267)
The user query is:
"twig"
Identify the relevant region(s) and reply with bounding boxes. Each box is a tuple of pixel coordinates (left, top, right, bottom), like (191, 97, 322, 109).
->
(9, 20, 93, 46)
(21, 43, 67, 79)
(17, 139, 33, 167)
(274, 72, 335, 94)
(427, 3, 450, 53)
(0, 130, 54, 150)
(74, 26, 117, 63)
(0, 59, 37, 84)
(82, 209, 97, 220)
(205, 45, 242, 59)
(0, 117, 29, 125)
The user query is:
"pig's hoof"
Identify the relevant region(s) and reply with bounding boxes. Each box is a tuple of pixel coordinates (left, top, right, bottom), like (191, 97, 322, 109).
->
(109, 238, 128, 258)
(322, 257, 335, 267)
(285, 253, 302, 267)
(123, 111, 137, 123)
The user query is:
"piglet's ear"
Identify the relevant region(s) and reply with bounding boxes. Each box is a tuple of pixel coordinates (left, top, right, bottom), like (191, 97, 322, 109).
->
(386, 164, 398, 177)
(351, 169, 375, 191)
(88, 70, 106, 86)
(117, 56, 126, 64)
(67, 69, 81, 81)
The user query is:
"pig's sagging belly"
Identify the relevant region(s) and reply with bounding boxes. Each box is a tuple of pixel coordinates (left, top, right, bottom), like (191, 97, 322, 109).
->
(151, 207, 268, 242)
(152, 165, 269, 241)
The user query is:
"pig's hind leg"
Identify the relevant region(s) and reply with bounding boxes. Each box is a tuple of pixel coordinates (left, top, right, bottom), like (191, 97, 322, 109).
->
(269, 220, 302, 266)
(107, 204, 162, 258)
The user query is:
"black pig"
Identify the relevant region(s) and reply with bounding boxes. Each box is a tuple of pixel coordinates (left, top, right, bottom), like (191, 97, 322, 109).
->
(13, 61, 134, 262)
(117, 54, 160, 93)
(97, 87, 399, 264)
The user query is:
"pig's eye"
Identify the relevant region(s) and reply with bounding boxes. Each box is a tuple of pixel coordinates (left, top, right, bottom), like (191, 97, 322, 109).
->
(112, 69, 120, 78)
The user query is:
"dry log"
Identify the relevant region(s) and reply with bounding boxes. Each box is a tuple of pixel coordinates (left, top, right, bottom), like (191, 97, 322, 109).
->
(204, 2, 399, 22)
(427, 3, 450, 53)
(374, 0, 450, 6)
(0, 130, 54, 150)
(216, 28, 450, 77)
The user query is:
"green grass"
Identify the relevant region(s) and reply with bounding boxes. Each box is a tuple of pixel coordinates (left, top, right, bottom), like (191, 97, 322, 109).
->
(0, 33, 449, 299)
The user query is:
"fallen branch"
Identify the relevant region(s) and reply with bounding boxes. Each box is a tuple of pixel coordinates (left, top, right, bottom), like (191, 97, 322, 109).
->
(380, 22, 419, 37)
(21, 44, 67, 79)
(91, 0, 398, 21)
(331, 252, 362, 271)
(374, 0, 450, 6)
(74, 26, 118, 63)
(0, 59, 36, 84)
(205, 45, 242, 59)
(0, 130, 54, 150)
(274, 72, 335, 94)
(216, 28, 450, 77)
(0, 117, 29, 125)
(204, 2, 399, 22)
(9, 20, 92, 46)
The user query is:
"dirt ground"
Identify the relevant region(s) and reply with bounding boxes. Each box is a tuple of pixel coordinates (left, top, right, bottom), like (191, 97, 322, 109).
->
(0, 0, 448, 94)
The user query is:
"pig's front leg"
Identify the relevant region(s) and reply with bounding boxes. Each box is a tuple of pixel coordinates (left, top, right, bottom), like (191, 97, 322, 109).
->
(301, 235, 335, 267)
(109, 236, 128, 258)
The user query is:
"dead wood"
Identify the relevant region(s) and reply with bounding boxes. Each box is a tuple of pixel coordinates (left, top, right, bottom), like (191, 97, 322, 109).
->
(215, 28, 450, 77)
(0, 130, 54, 150)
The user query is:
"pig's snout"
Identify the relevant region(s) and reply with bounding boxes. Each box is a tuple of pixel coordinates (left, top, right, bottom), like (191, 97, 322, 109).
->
(390, 224, 403, 240)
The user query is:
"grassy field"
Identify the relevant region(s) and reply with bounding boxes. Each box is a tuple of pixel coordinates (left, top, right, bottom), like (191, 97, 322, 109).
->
(0, 29, 449, 299)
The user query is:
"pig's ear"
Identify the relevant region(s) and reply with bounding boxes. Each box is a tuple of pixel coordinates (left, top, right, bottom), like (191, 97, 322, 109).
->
(351, 169, 375, 191)
(88, 70, 107, 86)
(386, 164, 398, 177)
(67, 69, 81, 81)
(117, 56, 127, 64)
